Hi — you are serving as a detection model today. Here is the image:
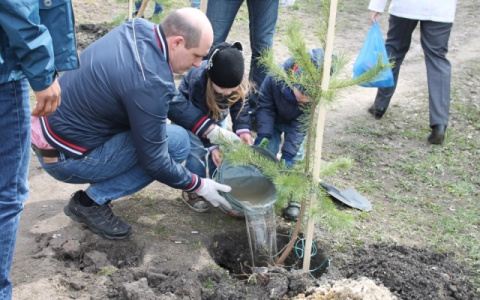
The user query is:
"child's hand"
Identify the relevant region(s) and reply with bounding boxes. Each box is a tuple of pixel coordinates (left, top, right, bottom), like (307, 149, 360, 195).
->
(210, 148, 223, 166)
(239, 132, 254, 145)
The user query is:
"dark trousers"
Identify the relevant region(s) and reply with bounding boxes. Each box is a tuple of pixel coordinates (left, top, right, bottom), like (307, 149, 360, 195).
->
(374, 15, 453, 127)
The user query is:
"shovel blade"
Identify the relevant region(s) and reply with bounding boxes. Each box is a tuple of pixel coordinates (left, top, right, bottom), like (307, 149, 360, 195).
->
(340, 188, 372, 211)
(320, 182, 372, 211)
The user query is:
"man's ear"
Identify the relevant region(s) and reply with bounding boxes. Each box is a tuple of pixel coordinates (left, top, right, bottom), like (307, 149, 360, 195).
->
(171, 36, 185, 49)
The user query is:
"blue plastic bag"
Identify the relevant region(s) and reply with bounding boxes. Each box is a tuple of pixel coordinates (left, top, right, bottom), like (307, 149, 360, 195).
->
(353, 21, 394, 88)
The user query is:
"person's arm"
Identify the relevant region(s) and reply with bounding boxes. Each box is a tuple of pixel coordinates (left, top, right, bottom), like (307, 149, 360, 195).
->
(174, 67, 214, 149)
(230, 97, 250, 131)
(281, 116, 307, 163)
(254, 76, 276, 145)
(169, 91, 215, 138)
(0, 0, 60, 116)
(123, 80, 196, 188)
(124, 80, 233, 208)
(368, 0, 388, 23)
(230, 100, 253, 145)
(169, 91, 240, 145)
(231, 99, 252, 140)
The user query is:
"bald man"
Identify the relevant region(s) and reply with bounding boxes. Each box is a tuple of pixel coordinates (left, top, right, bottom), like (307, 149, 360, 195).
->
(31, 8, 237, 239)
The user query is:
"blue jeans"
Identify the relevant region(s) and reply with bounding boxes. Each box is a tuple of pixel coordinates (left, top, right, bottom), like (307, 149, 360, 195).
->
(266, 122, 305, 163)
(185, 131, 210, 178)
(185, 120, 226, 179)
(191, 0, 201, 9)
(0, 79, 30, 300)
(135, 1, 163, 15)
(36, 125, 190, 205)
(206, 0, 279, 106)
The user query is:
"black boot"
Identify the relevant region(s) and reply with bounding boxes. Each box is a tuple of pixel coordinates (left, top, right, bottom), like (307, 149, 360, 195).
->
(368, 104, 386, 120)
(283, 202, 301, 221)
(428, 125, 447, 145)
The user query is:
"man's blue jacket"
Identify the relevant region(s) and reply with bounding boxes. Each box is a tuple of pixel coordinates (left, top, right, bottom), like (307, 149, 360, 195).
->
(41, 19, 214, 192)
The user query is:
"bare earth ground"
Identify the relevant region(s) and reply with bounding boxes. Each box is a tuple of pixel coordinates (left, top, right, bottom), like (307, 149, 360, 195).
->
(11, 0, 480, 299)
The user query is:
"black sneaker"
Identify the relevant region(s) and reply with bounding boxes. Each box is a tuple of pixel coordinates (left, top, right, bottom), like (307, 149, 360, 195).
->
(64, 191, 132, 240)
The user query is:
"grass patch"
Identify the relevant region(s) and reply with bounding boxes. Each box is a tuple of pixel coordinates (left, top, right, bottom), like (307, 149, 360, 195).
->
(203, 279, 214, 290)
(97, 266, 118, 276)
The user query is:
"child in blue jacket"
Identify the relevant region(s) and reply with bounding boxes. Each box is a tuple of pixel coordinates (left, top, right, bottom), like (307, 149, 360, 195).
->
(253, 48, 325, 220)
(254, 48, 325, 168)
(178, 41, 253, 212)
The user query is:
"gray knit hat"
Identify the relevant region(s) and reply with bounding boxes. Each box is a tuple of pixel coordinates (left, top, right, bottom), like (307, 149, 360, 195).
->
(206, 42, 244, 88)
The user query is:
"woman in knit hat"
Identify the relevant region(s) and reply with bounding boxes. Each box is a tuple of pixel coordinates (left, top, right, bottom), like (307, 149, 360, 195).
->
(177, 41, 253, 213)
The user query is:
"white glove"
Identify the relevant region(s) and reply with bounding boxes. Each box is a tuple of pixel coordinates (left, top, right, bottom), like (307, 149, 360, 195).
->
(206, 125, 241, 144)
(196, 178, 233, 210)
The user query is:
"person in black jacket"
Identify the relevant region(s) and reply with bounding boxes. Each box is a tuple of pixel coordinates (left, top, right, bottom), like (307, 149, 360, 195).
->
(177, 41, 253, 212)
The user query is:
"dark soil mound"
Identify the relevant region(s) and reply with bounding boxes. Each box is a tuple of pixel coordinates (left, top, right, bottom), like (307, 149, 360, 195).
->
(339, 243, 478, 300)
(76, 24, 111, 52)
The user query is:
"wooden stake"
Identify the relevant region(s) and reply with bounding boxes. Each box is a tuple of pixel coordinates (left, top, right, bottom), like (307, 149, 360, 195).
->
(302, 0, 338, 273)
(200, 0, 208, 13)
(136, 0, 149, 18)
(128, 0, 133, 21)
